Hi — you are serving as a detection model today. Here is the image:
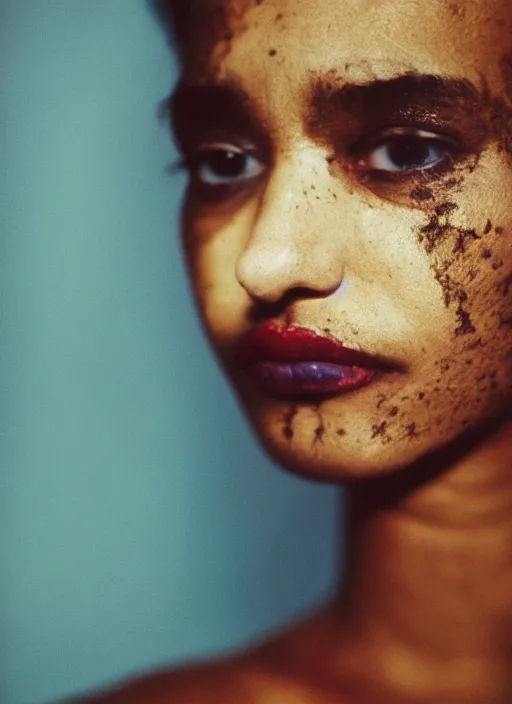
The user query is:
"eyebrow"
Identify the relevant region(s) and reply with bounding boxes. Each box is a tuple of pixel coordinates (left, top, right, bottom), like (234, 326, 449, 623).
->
(167, 79, 270, 151)
(307, 72, 486, 127)
(167, 72, 489, 150)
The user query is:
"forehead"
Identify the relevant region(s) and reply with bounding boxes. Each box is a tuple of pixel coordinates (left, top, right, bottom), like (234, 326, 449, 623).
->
(183, 0, 512, 95)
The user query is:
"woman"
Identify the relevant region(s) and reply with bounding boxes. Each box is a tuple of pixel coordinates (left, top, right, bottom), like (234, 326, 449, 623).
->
(73, 0, 512, 701)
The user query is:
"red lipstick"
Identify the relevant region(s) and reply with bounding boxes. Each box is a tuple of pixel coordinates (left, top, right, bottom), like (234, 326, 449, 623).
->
(235, 322, 397, 400)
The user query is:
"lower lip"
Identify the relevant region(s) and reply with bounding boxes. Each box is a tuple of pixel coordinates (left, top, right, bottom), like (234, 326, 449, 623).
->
(244, 361, 378, 400)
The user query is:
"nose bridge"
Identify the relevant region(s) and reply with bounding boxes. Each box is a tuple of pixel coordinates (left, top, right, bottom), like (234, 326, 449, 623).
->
(236, 145, 345, 303)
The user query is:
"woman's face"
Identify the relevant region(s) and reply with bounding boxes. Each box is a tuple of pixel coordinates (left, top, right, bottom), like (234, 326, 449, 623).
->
(171, 0, 512, 481)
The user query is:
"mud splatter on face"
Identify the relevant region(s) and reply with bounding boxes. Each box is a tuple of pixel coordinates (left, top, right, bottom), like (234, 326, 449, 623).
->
(313, 424, 325, 444)
(304, 74, 490, 162)
(410, 186, 434, 202)
(172, 0, 512, 484)
(283, 405, 298, 439)
(414, 199, 486, 336)
(371, 421, 387, 439)
(405, 422, 419, 439)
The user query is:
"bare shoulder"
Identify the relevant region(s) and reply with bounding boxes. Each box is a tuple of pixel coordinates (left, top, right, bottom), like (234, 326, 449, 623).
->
(60, 606, 343, 704)
(60, 655, 309, 704)
(60, 652, 332, 704)
(60, 656, 256, 704)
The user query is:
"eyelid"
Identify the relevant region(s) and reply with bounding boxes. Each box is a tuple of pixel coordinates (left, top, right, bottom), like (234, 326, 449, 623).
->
(185, 138, 262, 159)
(195, 141, 244, 153)
(349, 126, 459, 157)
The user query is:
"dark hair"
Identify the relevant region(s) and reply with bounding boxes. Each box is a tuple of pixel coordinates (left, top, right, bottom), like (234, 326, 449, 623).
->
(150, 1, 191, 47)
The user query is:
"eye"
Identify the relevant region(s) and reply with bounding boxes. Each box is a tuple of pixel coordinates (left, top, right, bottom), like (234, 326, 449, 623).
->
(186, 143, 265, 186)
(361, 129, 457, 174)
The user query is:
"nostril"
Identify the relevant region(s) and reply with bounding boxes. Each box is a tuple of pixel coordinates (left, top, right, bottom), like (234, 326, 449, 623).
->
(248, 284, 344, 323)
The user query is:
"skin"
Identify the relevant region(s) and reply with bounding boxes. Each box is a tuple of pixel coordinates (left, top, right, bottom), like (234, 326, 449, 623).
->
(68, 0, 512, 702)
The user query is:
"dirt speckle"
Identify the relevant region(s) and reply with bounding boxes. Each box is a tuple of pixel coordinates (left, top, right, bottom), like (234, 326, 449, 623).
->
(448, 3, 464, 17)
(502, 273, 512, 295)
(406, 422, 419, 438)
(435, 201, 458, 217)
(371, 421, 387, 438)
(452, 228, 480, 255)
(454, 301, 477, 336)
(498, 311, 512, 327)
(376, 394, 386, 409)
(416, 199, 483, 339)
(283, 406, 298, 440)
(313, 424, 325, 444)
(410, 186, 434, 201)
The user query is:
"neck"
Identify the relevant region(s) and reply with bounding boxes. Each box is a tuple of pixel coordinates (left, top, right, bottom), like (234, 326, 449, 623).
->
(332, 413, 512, 703)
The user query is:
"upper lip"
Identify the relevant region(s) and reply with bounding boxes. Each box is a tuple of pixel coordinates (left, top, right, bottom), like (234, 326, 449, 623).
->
(235, 322, 397, 370)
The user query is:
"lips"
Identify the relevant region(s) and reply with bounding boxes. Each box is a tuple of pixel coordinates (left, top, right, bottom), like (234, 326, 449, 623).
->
(235, 322, 390, 369)
(234, 322, 396, 400)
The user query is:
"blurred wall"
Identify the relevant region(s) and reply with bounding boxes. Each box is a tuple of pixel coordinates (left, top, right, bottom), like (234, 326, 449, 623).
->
(1, 2, 340, 703)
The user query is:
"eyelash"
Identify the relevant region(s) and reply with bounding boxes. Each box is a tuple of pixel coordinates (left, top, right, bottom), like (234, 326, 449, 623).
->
(172, 128, 460, 194)
(173, 143, 265, 188)
(349, 127, 459, 178)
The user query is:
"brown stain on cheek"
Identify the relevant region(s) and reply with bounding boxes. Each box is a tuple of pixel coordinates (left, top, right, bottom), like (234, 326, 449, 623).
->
(415, 200, 482, 337)
(372, 94, 512, 441)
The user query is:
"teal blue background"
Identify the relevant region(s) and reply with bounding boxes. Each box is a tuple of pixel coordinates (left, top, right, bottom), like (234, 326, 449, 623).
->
(2, 2, 340, 703)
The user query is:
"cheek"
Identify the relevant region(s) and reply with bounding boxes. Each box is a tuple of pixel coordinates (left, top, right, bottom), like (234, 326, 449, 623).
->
(409, 159, 512, 422)
(241, 211, 512, 480)
(184, 222, 248, 345)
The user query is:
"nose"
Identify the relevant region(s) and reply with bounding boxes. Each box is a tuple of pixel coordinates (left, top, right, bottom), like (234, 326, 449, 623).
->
(235, 149, 345, 304)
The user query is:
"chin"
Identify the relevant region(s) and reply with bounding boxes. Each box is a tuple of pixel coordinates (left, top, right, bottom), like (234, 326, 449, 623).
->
(235, 394, 451, 485)
(257, 425, 441, 484)
(226, 354, 512, 485)
(247, 398, 512, 486)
